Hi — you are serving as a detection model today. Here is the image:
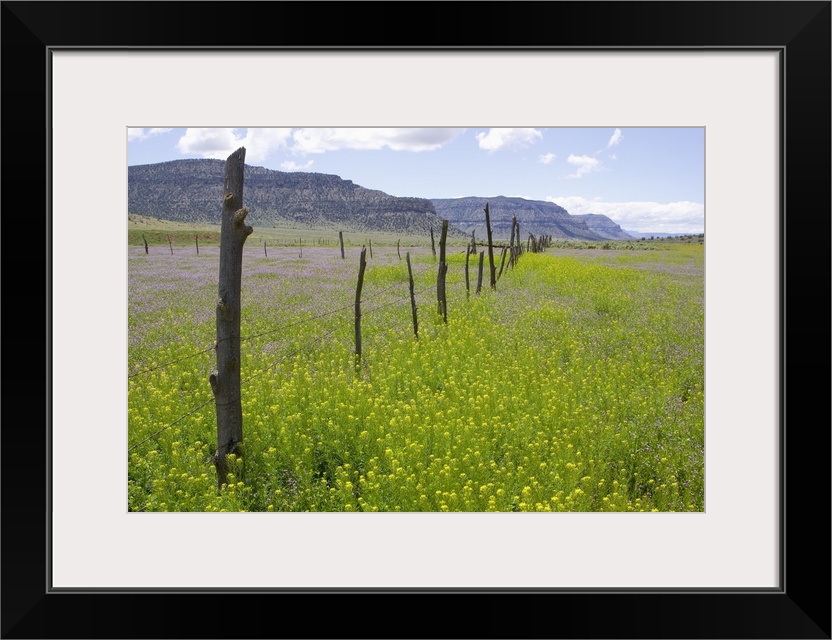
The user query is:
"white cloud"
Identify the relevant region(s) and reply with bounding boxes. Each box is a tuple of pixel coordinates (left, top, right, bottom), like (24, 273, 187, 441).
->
(546, 195, 704, 233)
(607, 128, 623, 148)
(291, 128, 464, 154)
(176, 128, 292, 162)
(280, 160, 314, 171)
(476, 128, 543, 152)
(566, 154, 601, 178)
(128, 128, 172, 142)
(538, 152, 556, 164)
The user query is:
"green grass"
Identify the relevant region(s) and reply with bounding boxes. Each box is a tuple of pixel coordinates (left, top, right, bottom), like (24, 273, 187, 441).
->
(128, 213, 465, 249)
(128, 239, 704, 513)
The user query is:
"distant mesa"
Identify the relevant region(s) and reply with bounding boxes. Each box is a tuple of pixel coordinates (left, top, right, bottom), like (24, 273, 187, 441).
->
(128, 159, 453, 236)
(431, 196, 633, 241)
(128, 160, 630, 240)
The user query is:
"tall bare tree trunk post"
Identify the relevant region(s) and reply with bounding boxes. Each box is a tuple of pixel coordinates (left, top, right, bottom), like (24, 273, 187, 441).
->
(484, 203, 496, 289)
(406, 252, 418, 339)
(209, 147, 252, 489)
(339, 231, 345, 259)
(354, 246, 368, 367)
(436, 220, 449, 322)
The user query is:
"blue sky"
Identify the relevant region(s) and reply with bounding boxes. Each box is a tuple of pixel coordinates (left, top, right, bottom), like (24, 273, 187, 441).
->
(128, 127, 704, 234)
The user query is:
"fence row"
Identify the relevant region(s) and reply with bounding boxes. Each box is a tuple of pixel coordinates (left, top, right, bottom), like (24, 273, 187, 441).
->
(129, 147, 551, 488)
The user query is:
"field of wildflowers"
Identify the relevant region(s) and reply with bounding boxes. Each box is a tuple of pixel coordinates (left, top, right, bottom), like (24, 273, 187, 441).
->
(128, 239, 704, 512)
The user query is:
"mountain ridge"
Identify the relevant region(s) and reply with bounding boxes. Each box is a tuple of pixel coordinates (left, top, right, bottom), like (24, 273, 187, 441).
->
(128, 160, 631, 241)
(128, 159, 458, 236)
(430, 196, 632, 241)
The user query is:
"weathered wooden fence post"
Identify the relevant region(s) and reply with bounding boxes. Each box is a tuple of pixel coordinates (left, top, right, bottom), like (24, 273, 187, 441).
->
(369, 239, 373, 260)
(354, 246, 368, 367)
(484, 202, 496, 289)
(430, 226, 436, 258)
(497, 246, 508, 281)
(436, 220, 448, 323)
(465, 242, 471, 299)
(406, 251, 418, 339)
(168, 235, 174, 255)
(470, 230, 476, 254)
(476, 250, 485, 295)
(516, 222, 521, 260)
(196, 235, 199, 255)
(143, 234, 148, 255)
(397, 239, 401, 260)
(209, 146, 252, 489)
(339, 231, 345, 259)
(263, 240, 267, 257)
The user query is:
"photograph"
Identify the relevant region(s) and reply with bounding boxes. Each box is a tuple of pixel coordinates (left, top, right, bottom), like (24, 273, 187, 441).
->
(127, 126, 706, 514)
(3, 0, 828, 637)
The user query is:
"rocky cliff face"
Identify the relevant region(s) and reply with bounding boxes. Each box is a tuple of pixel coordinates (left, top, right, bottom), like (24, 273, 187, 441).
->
(572, 214, 634, 240)
(430, 196, 630, 241)
(128, 160, 451, 234)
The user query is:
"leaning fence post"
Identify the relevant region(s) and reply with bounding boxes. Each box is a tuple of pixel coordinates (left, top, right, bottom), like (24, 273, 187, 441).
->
(436, 220, 448, 322)
(168, 235, 174, 255)
(339, 231, 345, 259)
(397, 239, 401, 260)
(354, 246, 368, 367)
(406, 252, 418, 339)
(209, 146, 252, 489)
(143, 234, 148, 255)
(369, 239, 373, 260)
(497, 245, 508, 281)
(430, 226, 436, 259)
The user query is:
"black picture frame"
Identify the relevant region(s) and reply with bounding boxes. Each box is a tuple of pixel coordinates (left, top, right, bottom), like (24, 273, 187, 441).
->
(3, 1, 829, 638)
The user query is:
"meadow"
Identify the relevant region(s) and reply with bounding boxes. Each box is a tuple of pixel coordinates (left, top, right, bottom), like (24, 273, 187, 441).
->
(128, 232, 704, 513)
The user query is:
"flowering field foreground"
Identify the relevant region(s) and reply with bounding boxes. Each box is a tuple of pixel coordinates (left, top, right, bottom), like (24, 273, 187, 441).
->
(128, 242, 704, 512)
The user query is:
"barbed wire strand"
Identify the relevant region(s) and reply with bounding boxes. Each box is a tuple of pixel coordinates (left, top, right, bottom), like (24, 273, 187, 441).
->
(127, 262, 485, 452)
(127, 261, 437, 378)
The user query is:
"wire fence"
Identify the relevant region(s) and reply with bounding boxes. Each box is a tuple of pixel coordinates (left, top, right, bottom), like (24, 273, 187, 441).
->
(126, 215, 542, 456)
(127, 260, 436, 379)
(127, 254, 451, 453)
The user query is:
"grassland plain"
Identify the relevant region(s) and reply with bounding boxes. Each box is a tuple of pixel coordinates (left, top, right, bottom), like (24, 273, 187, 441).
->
(128, 235, 704, 513)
